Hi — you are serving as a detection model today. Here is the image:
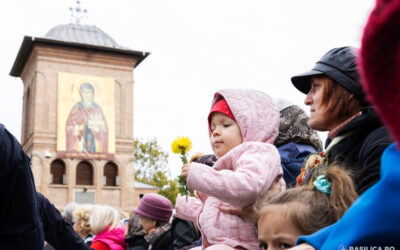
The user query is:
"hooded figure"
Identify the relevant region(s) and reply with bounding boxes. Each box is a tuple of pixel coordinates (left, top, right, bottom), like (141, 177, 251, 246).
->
(176, 89, 284, 249)
(274, 103, 323, 187)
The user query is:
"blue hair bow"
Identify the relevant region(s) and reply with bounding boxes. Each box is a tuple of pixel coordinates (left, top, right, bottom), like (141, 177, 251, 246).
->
(313, 175, 331, 195)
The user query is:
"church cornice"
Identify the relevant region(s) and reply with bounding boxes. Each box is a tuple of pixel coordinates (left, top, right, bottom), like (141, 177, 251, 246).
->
(10, 36, 150, 77)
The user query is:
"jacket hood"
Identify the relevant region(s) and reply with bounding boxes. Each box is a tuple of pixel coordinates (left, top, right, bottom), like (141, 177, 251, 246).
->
(209, 89, 279, 144)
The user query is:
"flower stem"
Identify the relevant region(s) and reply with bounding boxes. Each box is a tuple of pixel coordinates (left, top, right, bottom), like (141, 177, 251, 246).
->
(179, 150, 188, 200)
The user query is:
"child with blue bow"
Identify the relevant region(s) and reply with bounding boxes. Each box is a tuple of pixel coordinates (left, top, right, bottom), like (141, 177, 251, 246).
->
(254, 165, 358, 250)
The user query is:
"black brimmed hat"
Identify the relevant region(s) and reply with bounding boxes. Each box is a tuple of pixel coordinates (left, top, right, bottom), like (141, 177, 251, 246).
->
(291, 47, 366, 104)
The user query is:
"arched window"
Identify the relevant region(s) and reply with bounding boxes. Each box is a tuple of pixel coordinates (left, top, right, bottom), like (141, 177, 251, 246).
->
(76, 161, 93, 185)
(104, 162, 118, 186)
(50, 159, 66, 184)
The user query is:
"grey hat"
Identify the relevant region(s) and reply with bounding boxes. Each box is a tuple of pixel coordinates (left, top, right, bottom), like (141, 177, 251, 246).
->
(291, 47, 366, 104)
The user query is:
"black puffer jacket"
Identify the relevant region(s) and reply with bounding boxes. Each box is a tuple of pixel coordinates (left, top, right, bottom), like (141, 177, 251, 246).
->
(326, 107, 393, 194)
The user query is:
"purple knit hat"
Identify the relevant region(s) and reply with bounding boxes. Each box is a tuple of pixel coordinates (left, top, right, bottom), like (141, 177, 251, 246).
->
(133, 193, 172, 222)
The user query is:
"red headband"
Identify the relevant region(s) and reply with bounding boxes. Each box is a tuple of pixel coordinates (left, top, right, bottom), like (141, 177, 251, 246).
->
(208, 99, 236, 126)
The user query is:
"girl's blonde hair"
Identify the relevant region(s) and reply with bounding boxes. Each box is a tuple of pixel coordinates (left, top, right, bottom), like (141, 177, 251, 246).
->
(90, 205, 120, 235)
(73, 204, 94, 236)
(255, 165, 358, 235)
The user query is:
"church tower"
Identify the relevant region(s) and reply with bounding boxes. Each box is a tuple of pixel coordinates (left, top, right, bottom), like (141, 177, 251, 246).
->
(9, 4, 155, 210)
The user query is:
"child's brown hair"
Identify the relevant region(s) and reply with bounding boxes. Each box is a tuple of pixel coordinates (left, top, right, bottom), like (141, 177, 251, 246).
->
(255, 165, 358, 235)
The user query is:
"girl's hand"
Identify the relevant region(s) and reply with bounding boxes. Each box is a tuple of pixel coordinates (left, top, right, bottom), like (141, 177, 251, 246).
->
(181, 164, 191, 180)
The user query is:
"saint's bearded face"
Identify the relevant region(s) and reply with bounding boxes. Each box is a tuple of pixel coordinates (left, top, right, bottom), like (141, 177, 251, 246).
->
(81, 88, 94, 108)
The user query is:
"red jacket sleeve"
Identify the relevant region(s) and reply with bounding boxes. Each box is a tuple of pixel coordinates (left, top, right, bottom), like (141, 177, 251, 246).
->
(90, 241, 110, 250)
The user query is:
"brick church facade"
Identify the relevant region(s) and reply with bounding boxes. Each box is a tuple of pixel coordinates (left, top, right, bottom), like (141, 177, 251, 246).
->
(10, 23, 156, 211)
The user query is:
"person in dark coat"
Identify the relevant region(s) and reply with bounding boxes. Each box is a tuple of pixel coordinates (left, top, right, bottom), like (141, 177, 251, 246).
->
(37, 192, 89, 250)
(294, 1, 400, 247)
(291, 46, 393, 194)
(274, 100, 323, 187)
(0, 123, 44, 250)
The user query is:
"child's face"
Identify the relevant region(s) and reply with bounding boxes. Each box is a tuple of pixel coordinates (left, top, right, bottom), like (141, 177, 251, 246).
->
(210, 112, 242, 158)
(257, 207, 302, 250)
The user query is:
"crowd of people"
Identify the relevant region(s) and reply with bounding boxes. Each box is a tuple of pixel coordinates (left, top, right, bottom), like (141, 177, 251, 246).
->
(1, 0, 400, 249)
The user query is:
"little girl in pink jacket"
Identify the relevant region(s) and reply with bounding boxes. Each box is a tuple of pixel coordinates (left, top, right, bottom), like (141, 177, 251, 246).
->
(176, 89, 285, 249)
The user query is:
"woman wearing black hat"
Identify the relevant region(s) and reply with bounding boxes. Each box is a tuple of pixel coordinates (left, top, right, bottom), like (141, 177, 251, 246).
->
(291, 46, 392, 194)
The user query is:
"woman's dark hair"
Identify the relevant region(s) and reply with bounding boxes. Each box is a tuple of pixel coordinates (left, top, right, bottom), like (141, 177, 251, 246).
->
(255, 165, 358, 235)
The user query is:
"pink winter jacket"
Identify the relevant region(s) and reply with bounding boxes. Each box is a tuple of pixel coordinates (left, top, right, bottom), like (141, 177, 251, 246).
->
(175, 89, 285, 249)
(92, 225, 127, 250)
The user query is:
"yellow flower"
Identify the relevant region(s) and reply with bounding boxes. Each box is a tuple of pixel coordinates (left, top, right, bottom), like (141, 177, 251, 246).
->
(171, 136, 192, 154)
(171, 136, 193, 199)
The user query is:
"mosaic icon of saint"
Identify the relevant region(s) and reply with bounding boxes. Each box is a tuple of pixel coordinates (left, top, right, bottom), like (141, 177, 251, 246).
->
(66, 82, 108, 153)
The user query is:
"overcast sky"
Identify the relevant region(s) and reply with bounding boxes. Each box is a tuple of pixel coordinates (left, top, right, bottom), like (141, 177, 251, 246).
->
(0, 0, 375, 177)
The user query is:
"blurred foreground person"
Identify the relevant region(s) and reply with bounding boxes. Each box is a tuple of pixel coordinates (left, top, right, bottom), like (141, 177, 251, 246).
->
(0, 124, 44, 250)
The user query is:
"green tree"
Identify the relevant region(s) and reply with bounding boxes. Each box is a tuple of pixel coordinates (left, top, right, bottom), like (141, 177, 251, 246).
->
(134, 138, 179, 204)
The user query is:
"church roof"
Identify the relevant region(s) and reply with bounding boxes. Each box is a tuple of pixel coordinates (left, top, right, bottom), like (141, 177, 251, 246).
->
(45, 23, 124, 49)
(11, 1, 150, 77)
(10, 23, 150, 77)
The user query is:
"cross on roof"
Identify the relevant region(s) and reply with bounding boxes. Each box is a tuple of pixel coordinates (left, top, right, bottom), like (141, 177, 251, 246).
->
(69, 0, 88, 24)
